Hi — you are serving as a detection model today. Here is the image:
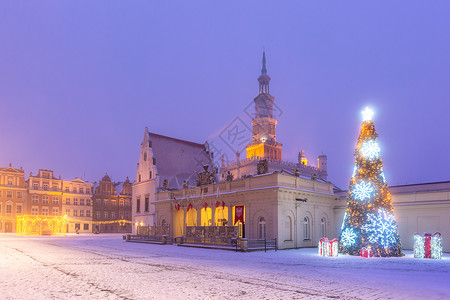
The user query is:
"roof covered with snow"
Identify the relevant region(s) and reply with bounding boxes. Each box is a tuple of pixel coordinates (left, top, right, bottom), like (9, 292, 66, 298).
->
(149, 132, 214, 189)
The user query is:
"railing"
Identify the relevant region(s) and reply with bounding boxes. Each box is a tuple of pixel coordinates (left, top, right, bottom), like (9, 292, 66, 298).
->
(183, 236, 240, 250)
(127, 235, 173, 244)
(247, 238, 277, 252)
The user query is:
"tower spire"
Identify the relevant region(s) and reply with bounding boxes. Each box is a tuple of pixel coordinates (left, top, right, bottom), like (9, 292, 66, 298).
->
(261, 50, 267, 75)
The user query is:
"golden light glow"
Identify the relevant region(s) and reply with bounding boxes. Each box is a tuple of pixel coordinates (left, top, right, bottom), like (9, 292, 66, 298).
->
(246, 144, 265, 159)
(16, 215, 67, 236)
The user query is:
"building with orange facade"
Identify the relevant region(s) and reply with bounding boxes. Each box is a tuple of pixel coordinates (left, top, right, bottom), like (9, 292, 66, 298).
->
(0, 164, 27, 233)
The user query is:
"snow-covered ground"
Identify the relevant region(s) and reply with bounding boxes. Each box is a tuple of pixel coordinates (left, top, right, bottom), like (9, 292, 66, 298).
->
(1, 234, 449, 300)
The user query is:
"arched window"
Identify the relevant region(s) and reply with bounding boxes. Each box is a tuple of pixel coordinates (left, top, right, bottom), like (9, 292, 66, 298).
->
(258, 217, 266, 239)
(161, 219, 167, 226)
(285, 216, 292, 241)
(303, 217, 310, 240)
(321, 217, 326, 238)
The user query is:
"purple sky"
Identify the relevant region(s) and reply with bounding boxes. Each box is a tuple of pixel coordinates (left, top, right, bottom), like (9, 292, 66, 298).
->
(1, 1, 449, 188)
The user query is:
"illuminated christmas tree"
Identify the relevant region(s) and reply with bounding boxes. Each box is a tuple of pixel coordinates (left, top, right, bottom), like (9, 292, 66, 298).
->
(339, 107, 403, 257)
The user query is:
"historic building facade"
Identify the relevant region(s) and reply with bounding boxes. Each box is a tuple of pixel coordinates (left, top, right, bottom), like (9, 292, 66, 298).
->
(154, 172, 336, 249)
(92, 175, 132, 233)
(62, 178, 93, 233)
(131, 128, 214, 234)
(27, 169, 63, 218)
(0, 165, 27, 233)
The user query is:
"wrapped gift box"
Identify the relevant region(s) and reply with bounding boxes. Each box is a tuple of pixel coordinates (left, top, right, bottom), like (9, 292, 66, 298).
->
(414, 232, 442, 259)
(318, 238, 338, 257)
(360, 246, 373, 258)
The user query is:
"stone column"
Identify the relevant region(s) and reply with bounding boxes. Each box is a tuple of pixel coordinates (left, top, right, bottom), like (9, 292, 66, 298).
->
(196, 207, 201, 226)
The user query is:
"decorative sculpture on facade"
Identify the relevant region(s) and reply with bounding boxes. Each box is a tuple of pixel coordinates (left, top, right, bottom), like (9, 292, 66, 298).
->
(195, 165, 217, 186)
(257, 159, 269, 175)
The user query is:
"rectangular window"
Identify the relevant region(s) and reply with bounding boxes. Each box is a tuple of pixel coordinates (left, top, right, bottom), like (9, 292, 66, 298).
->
(96, 211, 100, 219)
(73, 198, 78, 205)
(111, 212, 115, 219)
(33, 183, 38, 189)
(125, 200, 130, 207)
(73, 210, 78, 217)
(32, 195, 39, 203)
(52, 196, 59, 205)
(42, 196, 49, 204)
(145, 197, 149, 212)
(136, 198, 141, 213)
(66, 198, 70, 205)
(86, 188, 90, 194)
(119, 200, 124, 207)
(6, 191, 12, 198)
(32, 207, 39, 215)
(8, 180, 13, 186)
(66, 209, 70, 216)
(52, 208, 58, 216)
(43, 184, 48, 191)
(95, 199, 101, 207)
(42, 208, 49, 215)
(73, 188, 77, 193)
(65, 187, 69, 192)
(52, 185, 58, 191)
(119, 211, 124, 219)
(111, 200, 116, 208)
(17, 192, 22, 198)
(17, 205, 22, 214)
(125, 211, 130, 219)
(86, 199, 91, 206)
(79, 188, 83, 193)
(104, 212, 108, 219)
(86, 210, 91, 217)
(80, 210, 84, 217)
(83, 224, 89, 230)
(103, 200, 108, 207)
(80, 199, 85, 206)
(6, 205, 12, 213)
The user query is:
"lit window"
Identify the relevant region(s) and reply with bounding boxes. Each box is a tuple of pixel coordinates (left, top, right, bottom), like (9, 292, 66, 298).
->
(104, 212, 108, 219)
(111, 212, 115, 219)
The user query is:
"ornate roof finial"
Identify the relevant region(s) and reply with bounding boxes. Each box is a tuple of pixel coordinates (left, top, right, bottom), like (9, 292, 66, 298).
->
(261, 50, 267, 75)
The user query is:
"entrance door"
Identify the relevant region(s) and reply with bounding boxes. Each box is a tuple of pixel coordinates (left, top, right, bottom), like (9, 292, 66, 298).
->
(5, 222, 12, 232)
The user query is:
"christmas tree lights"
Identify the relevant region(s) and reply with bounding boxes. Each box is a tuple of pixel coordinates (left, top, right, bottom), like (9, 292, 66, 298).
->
(339, 107, 403, 257)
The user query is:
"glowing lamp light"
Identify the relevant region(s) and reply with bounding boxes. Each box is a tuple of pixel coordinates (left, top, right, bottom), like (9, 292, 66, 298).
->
(362, 107, 374, 121)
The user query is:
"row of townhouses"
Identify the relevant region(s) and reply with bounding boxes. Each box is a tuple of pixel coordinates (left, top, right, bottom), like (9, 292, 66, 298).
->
(0, 165, 132, 234)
